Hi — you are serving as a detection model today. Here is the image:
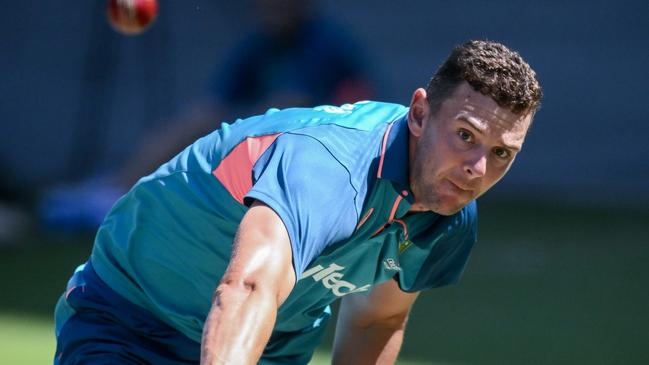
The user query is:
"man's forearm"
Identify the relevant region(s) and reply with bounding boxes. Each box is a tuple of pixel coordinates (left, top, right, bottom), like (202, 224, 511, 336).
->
(332, 321, 406, 365)
(200, 201, 295, 364)
(201, 281, 278, 365)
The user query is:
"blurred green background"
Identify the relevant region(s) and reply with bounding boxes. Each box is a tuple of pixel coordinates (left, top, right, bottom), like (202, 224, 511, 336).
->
(2, 198, 647, 364)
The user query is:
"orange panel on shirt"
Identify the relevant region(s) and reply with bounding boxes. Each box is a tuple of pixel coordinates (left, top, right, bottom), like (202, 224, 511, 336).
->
(213, 133, 282, 204)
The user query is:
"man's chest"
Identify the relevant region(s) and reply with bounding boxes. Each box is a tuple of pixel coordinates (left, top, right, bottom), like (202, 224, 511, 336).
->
(274, 180, 437, 330)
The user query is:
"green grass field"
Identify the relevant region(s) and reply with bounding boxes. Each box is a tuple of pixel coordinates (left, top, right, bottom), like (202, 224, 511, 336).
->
(1, 199, 648, 364)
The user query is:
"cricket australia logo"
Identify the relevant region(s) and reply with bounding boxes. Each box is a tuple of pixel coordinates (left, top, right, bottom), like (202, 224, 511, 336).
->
(300, 263, 371, 297)
(383, 258, 401, 271)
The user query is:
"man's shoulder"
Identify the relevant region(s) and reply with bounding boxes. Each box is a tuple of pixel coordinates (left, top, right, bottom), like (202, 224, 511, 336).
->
(283, 101, 408, 154)
(310, 101, 408, 130)
(219, 101, 406, 162)
(249, 100, 406, 130)
(219, 100, 405, 136)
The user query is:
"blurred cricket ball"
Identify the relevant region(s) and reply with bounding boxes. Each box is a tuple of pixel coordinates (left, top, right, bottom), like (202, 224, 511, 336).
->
(107, 0, 158, 35)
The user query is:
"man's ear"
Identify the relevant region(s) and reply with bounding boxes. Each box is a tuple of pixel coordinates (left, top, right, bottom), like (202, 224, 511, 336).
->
(408, 88, 428, 138)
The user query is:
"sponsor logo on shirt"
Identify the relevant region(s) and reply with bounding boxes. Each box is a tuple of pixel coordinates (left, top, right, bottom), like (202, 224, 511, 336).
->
(300, 263, 371, 297)
(383, 258, 401, 271)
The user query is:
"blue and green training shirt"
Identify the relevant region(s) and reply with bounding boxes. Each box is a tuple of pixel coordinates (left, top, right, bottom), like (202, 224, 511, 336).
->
(58, 101, 477, 345)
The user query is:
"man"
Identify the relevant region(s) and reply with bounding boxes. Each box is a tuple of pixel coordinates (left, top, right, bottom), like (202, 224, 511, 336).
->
(54, 40, 542, 364)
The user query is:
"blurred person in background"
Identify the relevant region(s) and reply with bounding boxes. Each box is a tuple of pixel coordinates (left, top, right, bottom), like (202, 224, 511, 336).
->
(40, 0, 374, 231)
(0, 160, 30, 246)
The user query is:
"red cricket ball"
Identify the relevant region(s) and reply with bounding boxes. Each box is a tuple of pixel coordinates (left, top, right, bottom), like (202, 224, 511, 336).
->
(107, 0, 158, 35)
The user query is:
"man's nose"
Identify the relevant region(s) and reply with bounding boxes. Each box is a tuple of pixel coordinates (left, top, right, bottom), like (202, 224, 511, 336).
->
(463, 153, 487, 178)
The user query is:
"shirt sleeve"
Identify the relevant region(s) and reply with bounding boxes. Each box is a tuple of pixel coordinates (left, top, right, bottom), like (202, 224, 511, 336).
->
(244, 133, 358, 278)
(396, 201, 478, 292)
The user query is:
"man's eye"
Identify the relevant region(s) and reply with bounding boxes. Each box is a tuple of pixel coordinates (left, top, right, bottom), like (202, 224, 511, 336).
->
(458, 129, 474, 143)
(493, 147, 510, 159)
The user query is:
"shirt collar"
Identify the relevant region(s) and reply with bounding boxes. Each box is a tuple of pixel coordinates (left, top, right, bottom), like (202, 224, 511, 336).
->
(378, 113, 411, 197)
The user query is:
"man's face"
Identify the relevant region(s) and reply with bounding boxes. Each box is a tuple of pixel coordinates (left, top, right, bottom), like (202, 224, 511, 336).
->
(408, 82, 533, 215)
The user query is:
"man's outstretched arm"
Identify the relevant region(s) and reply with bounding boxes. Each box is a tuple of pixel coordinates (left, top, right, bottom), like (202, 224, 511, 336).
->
(332, 278, 419, 365)
(201, 201, 295, 365)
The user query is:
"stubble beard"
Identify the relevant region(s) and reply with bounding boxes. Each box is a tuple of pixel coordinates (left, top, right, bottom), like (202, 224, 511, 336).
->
(411, 174, 462, 215)
(411, 145, 447, 214)
(411, 144, 466, 216)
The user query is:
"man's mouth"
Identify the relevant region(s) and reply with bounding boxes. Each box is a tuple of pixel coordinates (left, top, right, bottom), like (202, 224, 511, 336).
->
(446, 178, 473, 193)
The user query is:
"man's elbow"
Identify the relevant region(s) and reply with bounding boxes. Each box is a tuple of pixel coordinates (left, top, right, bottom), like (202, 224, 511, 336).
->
(213, 275, 268, 307)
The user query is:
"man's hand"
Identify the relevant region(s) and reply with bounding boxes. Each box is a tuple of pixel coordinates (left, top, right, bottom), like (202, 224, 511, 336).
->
(332, 279, 419, 365)
(201, 201, 295, 365)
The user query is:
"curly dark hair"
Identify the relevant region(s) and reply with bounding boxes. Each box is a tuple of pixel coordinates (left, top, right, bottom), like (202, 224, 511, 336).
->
(426, 40, 542, 115)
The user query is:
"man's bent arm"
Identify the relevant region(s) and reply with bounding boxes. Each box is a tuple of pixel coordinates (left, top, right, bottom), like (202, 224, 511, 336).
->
(201, 201, 295, 365)
(332, 279, 419, 365)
